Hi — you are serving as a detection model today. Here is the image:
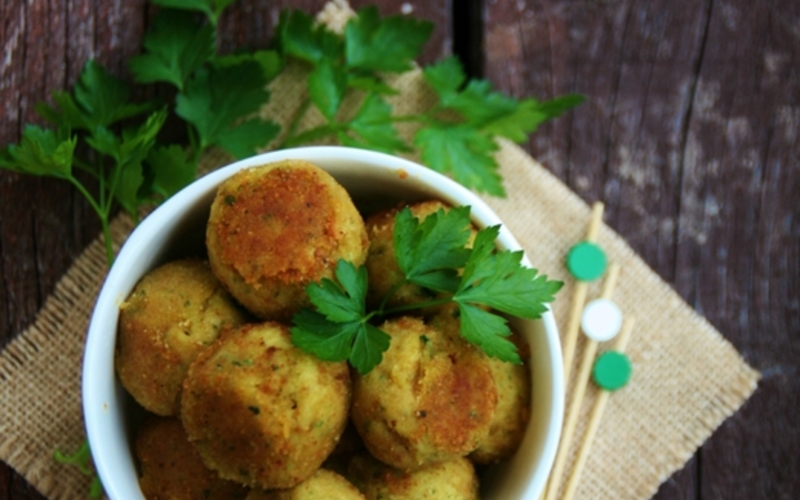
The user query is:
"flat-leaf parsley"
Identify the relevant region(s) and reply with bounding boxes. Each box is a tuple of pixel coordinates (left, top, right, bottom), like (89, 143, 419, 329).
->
(291, 206, 562, 374)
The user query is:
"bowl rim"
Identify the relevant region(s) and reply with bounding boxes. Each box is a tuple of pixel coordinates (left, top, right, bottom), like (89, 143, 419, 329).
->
(82, 145, 564, 500)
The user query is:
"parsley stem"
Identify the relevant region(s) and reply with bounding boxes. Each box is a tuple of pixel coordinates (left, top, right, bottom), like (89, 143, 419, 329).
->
(72, 157, 100, 180)
(186, 124, 201, 162)
(278, 98, 312, 149)
(282, 124, 340, 148)
(382, 297, 453, 317)
(66, 174, 113, 265)
(389, 113, 428, 123)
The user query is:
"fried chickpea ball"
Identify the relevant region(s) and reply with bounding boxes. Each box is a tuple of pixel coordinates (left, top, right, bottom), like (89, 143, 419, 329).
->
(206, 160, 369, 321)
(135, 416, 248, 500)
(430, 309, 532, 464)
(116, 258, 249, 416)
(351, 316, 497, 471)
(181, 321, 351, 489)
(347, 453, 479, 500)
(471, 333, 531, 463)
(364, 201, 473, 312)
(246, 469, 366, 500)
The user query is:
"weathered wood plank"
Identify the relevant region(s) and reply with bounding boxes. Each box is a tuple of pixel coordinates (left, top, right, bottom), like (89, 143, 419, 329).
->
(483, 0, 799, 498)
(0, 1, 451, 498)
(678, 1, 800, 498)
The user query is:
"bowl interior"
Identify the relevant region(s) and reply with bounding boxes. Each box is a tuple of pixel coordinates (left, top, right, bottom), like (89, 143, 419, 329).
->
(82, 146, 564, 500)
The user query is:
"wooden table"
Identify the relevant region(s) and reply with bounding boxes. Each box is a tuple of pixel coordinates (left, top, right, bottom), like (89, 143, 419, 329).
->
(1, 0, 797, 498)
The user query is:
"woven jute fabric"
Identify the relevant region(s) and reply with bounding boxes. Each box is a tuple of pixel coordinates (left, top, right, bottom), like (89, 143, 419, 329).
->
(0, 2, 758, 499)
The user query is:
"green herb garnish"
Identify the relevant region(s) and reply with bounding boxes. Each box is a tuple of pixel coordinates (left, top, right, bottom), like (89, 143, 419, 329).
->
(1, 2, 279, 266)
(291, 207, 562, 374)
(275, 7, 584, 196)
(54, 442, 104, 498)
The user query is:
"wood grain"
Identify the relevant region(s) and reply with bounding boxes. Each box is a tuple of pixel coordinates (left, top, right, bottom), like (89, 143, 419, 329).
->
(483, 0, 799, 498)
(0, 1, 450, 498)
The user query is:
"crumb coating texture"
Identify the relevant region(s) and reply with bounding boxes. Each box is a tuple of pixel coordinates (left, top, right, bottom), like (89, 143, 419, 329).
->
(206, 160, 368, 320)
(116, 258, 248, 416)
(181, 322, 351, 489)
(430, 310, 532, 464)
(246, 469, 366, 500)
(351, 317, 497, 471)
(135, 416, 248, 500)
(347, 453, 479, 500)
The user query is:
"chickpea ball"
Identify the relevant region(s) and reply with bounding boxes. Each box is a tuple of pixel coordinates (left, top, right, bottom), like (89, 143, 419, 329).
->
(181, 321, 351, 489)
(351, 316, 497, 471)
(135, 416, 248, 500)
(246, 469, 366, 500)
(116, 258, 249, 416)
(470, 332, 531, 463)
(347, 453, 479, 500)
(430, 309, 532, 464)
(206, 160, 369, 321)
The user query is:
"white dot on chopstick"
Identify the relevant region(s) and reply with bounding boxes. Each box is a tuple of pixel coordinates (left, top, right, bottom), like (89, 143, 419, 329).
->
(581, 298, 623, 342)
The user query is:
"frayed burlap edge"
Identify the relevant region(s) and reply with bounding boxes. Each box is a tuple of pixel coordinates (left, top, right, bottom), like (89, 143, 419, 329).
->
(0, 215, 134, 499)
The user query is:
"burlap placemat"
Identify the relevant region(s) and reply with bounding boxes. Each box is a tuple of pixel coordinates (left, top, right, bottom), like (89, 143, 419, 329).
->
(0, 1, 758, 499)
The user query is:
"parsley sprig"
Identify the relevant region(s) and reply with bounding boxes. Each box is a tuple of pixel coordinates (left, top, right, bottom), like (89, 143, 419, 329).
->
(0, 0, 279, 265)
(291, 206, 562, 374)
(1, 1, 582, 264)
(275, 7, 584, 196)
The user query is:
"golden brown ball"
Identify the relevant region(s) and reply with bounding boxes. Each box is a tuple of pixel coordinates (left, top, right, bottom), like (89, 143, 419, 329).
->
(206, 160, 369, 321)
(181, 321, 351, 489)
(135, 416, 248, 500)
(430, 309, 532, 464)
(350, 316, 497, 471)
(347, 453, 479, 500)
(116, 258, 249, 416)
(246, 469, 366, 500)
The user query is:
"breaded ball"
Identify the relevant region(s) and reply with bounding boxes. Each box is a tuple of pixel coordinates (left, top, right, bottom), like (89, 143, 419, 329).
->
(181, 321, 351, 489)
(206, 160, 369, 320)
(431, 310, 532, 464)
(364, 201, 463, 312)
(135, 416, 248, 500)
(471, 332, 531, 463)
(116, 258, 249, 416)
(246, 469, 366, 500)
(351, 316, 497, 471)
(347, 453, 479, 500)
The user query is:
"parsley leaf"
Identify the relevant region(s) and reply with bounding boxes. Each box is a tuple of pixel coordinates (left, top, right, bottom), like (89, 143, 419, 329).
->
(291, 260, 391, 374)
(176, 61, 278, 157)
(147, 145, 195, 199)
(345, 6, 433, 73)
(393, 206, 472, 292)
(37, 60, 152, 131)
(457, 303, 521, 363)
(129, 9, 215, 90)
(0, 126, 75, 178)
(338, 94, 409, 153)
(291, 205, 561, 373)
(456, 225, 563, 319)
(414, 56, 585, 194)
(277, 9, 343, 65)
(414, 124, 505, 197)
(308, 60, 348, 120)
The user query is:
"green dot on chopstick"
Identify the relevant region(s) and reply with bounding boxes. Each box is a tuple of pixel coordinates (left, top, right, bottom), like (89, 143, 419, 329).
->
(566, 241, 607, 281)
(593, 351, 632, 391)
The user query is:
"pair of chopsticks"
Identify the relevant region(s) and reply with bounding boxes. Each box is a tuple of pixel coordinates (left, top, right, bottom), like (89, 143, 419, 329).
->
(542, 202, 636, 500)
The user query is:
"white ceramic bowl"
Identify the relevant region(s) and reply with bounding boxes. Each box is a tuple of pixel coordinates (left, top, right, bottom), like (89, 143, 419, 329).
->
(82, 146, 564, 500)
